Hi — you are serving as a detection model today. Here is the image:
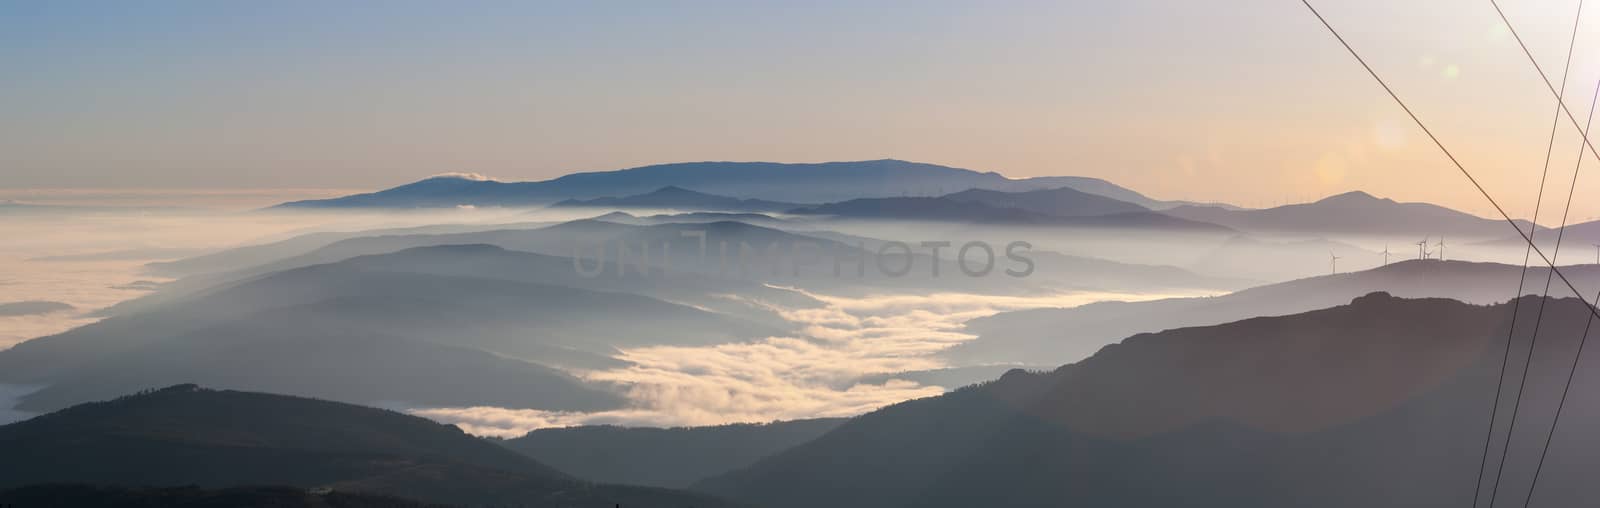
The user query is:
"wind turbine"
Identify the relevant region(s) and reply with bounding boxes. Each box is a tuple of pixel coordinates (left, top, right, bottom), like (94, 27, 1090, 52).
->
(1330, 250, 1341, 275)
(1594, 243, 1599, 265)
(1382, 244, 1391, 266)
(1436, 236, 1446, 261)
(1417, 236, 1429, 260)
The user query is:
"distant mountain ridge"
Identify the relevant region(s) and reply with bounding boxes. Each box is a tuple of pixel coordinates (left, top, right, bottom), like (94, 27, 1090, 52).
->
(1165, 190, 1531, 238)
(550, 185, 805, 212)
(274, 159, 1186, 209)
(789, 196, 1230, 231)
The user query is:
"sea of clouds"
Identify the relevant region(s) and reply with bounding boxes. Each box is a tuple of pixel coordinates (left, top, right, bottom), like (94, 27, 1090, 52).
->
(411, 289, 1186, 437)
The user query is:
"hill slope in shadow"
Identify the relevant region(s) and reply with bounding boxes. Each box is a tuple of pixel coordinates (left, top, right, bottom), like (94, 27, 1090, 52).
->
(501, 418, 847, 488)
(699, 293, 1600, 508)
(0, 385, 741, 507)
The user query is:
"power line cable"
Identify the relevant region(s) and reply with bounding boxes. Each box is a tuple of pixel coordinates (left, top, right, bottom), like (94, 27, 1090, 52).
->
(1472, 0, 1584, 504)
(1298, 0, 1600, 325)
(1490, 76, 1600, 508)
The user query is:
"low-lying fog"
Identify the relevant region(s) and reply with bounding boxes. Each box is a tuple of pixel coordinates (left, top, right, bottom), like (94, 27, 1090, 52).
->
(0, 205, 564, 349)
(409, 288, 1188, 437)
(0, 198, 1577, 435)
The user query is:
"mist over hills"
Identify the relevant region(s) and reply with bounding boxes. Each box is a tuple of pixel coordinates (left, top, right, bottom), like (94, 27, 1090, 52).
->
(1475, 217, 1600, 252)
(697, 294, 1600, 508)
(120, 216, 1250, 312)
(12, 303, 628, 413)
(274, 159, 1174, 209)
(948, 259, 1600, 365)
(0, 385, 741, 507)
(940, 186, 1150, 217)
(1186, 234, 1381, 282)
(144, 220, 557, 279)
(0, 245, 781, 412)
(13, 157, 1584, 508)
(207, 163, 1551, 288)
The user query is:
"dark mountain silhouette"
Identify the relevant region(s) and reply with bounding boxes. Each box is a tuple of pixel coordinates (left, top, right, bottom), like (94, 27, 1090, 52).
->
(0, 246, 776, 411)
(940, 186, 1149, 217)
(551, 186, 805, 212)
(1165, 190, 1532, 239)
(273, 159, 1178, 209)
(500, 418, 847, 489)
(697, 294, 1600, 508)
(946, 258, 1600, 366)
(0, 300, 74, 317)
(0, 485, 445, 508)
(0, 385, 741, 507)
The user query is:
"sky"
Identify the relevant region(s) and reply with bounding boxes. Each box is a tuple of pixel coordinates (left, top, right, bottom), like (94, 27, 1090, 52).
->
(4, 0, 1600, 219)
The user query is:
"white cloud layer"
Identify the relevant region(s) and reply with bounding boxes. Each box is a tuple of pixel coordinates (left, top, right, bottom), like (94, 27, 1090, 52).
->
(412, 289, 1187, 437)
(429, 172, 495, 182)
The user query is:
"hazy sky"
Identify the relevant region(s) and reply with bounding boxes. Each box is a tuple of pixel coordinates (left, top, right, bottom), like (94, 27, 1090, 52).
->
(5, 0, 1600, 218)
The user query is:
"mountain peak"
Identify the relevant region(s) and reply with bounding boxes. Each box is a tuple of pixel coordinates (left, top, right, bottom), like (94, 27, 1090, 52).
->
(1316, 190, 1390, 206)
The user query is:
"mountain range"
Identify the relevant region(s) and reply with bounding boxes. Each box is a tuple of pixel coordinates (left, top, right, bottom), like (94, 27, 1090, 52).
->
(263, 163, 1544, 259)
(1165, 191, 1531, 239)
(274, 159, 1190, 209)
